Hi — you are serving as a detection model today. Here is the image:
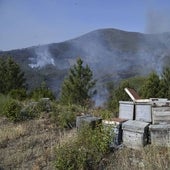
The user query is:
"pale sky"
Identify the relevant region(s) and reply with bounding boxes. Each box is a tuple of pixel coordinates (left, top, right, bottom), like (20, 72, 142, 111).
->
(1, 0, 170, 51)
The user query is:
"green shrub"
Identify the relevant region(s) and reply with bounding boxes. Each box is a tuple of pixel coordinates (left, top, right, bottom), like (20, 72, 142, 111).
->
(55, 139, 86, 170)
(1, 96, 52, 121)
(55, 125, 112, 169)
(51, 104, 85, 128)
(29, 82, 55, 101)
(21, 102, 40, 119)
(2, 100, 22, 122)
(9, 88, 27, 101)
(37, 98, 51, 112)
(21, 99, 51, 119)
(0, 94, 12, 116)
(93, 108, 113, 119)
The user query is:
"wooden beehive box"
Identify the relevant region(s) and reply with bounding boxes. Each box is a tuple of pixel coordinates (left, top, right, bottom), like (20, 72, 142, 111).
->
(135, 99, 170, 123)
(102, 118, 127, 147)
(150, 98, 169, 106)
(152, 106, 170, 124)
(149, 124, 170, 146)
(119, 101, 134, 120)
(135, 102, 152, 123)
(76, 115, 102, 130)
(122, 120, 150, 149)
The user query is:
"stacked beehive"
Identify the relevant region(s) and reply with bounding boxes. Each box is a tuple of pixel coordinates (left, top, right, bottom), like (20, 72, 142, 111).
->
(150, 99, 170, 146)
(120, 88, 170, 149)
(76, 115, 102, 130)
(102, 118, 127, 147)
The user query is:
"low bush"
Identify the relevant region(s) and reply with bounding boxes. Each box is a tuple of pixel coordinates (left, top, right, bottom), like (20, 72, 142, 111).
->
(21, 102, 41, 119)
(55, 138, 86, 170)
(55, 125, 112, 169)
(20, 99, 52, 119)
(9, 88, 27, 101)
(51, 104, 85, 128)
(2, 100, 22, 122)
(29, 82, 55, 101)
(0, 94, 12, 116)
(93, 108, 113, 119)
(1, 96, 50, 121)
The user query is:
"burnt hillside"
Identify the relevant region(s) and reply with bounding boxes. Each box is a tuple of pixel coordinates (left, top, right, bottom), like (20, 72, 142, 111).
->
(1, 28, 170, 103)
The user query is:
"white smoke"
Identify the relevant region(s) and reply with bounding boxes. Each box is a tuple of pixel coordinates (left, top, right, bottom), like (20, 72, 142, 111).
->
(145, 10, 170, 34)
(29, 46, 55, 68)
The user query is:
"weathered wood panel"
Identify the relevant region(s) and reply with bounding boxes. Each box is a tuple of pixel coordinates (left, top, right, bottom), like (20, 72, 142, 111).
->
(150, 124, 170, 146)
(135, 103, 152, 122)
(122, 120, 150, 133)
(76, 115, 102, 130)
(122, 120, 150, 149)
(123, 131, 145, 149)
(151, 100, 170, 107)
(152, 107, 170, 124)
(103, 118, 127, 147)
(119, 101, 134, 120)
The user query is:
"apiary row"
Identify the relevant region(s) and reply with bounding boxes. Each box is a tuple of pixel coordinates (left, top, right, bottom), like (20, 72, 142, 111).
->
(118, 98, 170, 149)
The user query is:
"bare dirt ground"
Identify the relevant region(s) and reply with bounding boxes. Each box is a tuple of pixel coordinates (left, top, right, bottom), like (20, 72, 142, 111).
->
(0, 116, 76, 170)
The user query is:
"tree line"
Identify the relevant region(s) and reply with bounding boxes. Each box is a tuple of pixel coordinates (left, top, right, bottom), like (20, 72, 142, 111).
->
(0, 57, 96, 106)
(1, 56, 170, 110)
(107, 67, 170, 114)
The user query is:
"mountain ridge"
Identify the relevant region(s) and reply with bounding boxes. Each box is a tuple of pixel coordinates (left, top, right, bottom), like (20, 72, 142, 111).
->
(1, 28, 170, 105)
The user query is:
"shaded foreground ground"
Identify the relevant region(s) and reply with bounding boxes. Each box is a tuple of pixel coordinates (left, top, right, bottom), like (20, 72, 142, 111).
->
(0, 116, 76, 170)
(1, 115, 170, 170)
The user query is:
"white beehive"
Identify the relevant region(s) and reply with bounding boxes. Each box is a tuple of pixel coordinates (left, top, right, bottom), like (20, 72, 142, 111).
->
(119, 101, 134, 120)
(135, 102, 152, 123)
(102, 118, 127, 147)
(122, 120, 150, 149)
(149, 124, 170, 146)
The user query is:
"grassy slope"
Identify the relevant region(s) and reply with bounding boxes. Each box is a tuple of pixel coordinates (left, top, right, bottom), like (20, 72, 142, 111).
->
(1, 115, 170, 170)
(0, 117, 76, 170)
(1, 29, 170, 96)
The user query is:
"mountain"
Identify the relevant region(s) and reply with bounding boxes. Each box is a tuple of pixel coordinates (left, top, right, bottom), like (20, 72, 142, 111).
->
(1, 28, 170, 105)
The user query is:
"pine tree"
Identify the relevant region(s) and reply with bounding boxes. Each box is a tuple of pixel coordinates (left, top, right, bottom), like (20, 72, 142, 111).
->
(140, 72, 160, 98)
(0, 57, 26, 94)
(29, 81, 55, 100)
(60, 58, 96, 106)
(159, 67, 170, 98)
(0, 58, 6, 93)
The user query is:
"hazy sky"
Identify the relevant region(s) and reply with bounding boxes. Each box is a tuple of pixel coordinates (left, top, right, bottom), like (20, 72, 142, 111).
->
(1, 0, 170, 51)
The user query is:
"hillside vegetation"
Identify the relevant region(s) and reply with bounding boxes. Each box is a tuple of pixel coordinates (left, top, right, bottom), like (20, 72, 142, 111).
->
(1, 28, 170, 169)
(1, 115, 170, 170)
(1, 28, 170, 101)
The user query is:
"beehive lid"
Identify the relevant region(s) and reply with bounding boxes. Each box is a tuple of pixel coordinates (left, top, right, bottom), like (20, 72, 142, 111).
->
(149, 124, 170, 131)
(102, 118, 127, 125)
(124, 88, 141, 101)
(77, 115, 101, 123)
(122, 120, 150, 133)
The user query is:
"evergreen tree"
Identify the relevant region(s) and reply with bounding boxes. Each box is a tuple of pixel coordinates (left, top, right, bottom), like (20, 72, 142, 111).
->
(106, 80, 133, 116)
(0, 57, 26, 94)
(60, 58, 96, 106)
(0, 58, 6, 93)
(140, 72, 160, 98)
(29, 81, 55, 100)
(159, 67, 170, 98)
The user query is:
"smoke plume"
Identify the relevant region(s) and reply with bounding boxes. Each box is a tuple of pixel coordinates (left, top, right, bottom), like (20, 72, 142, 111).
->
(146, 10, 170, 34)
(29, 46, 55, 68)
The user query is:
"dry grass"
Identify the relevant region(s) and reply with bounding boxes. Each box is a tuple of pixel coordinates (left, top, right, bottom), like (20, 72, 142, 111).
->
(1, 114, 170, 170)
(106, 145, 170, 170)
(0, 116, 75, 170)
